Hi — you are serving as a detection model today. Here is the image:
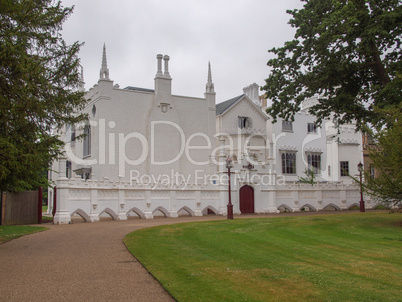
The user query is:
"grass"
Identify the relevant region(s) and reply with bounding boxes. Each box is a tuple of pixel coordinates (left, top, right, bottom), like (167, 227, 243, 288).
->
(0, 225, 48, 244)
(125, 212, 402, 302)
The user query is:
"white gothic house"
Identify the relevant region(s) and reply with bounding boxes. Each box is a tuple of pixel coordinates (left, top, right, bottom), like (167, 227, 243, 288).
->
(49, 46, 371, 224)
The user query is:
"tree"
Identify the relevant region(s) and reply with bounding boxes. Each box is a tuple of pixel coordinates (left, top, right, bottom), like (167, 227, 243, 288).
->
(262, 0, 402, 130)
(0, 0, 86, 192)
(362, 105, 402, 207)
(298, 168, 317, 186)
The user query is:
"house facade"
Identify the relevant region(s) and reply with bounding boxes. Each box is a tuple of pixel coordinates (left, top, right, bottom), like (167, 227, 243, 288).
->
(49, 47, 371, 224)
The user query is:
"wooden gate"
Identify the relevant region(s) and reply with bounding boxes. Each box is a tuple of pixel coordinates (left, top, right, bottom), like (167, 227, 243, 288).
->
(239, 185, 254, 214)
(0, 190, 42, 225)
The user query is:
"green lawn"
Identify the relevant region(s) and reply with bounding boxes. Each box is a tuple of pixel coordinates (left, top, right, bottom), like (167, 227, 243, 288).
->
(125, 212, 402, 302)
(0, 225, 48, 244)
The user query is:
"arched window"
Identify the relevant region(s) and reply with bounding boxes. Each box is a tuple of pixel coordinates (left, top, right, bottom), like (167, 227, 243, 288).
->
(83, 123, 91, 157)
(238, 116, 251, 129)
(66, 160, 72, 179)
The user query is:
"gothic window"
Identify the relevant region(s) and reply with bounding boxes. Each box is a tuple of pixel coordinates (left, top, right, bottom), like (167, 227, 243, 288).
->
(66, 160, 72, 179)
(65, 124, 76, 143)
(65, 124, 71, 143)
(238, 116, 251, 129)
(370, 165, 375, 179)
(282, 121, 293, 131)
(307, 123, 317, 133)
(71, 124, 76, 142)
(340, 161, 349, 176)
(307, 154, 321, 174)
(282, 152, 296, 174)
(83, 123, 91, 157)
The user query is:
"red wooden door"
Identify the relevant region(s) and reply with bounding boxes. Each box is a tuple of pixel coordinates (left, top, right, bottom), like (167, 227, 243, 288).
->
(239, 185, 254, 214)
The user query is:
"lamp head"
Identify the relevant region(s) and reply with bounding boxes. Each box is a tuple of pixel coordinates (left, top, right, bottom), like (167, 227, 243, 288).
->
(226, 156, 233, 169)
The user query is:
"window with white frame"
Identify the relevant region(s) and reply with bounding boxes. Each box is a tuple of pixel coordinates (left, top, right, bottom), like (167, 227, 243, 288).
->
(307, 123, 317, 133)
(307, 154, 321, 174)
(238, 116, 251, 129)
(282, 152, 297, 174)
(282, 120, 293, 131)
(340, 161, 349, 176)
(83, 123, 91, 157)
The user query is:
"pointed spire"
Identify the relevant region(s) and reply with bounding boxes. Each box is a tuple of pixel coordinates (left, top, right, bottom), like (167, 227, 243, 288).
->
(79, 65, 85, 92)
(99, 43, 110, 80)
(206, 61, 214, 93)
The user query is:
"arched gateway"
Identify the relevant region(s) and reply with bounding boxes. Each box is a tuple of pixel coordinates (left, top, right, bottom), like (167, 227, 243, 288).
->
(239, 185, 254, 214)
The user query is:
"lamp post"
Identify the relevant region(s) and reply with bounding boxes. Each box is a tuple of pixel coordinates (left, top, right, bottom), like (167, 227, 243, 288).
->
(357, 162, 365, 212)
(226, 157, 234, 219)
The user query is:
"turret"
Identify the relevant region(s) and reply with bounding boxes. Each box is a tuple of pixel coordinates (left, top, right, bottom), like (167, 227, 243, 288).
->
(205, 62, 216, 144)
(205, 61, 216, 107)
(79, 65, 85, 92)
(97, 44, 113, 97)
(99, 43, 110, 81)
(206, 61, 215, 94)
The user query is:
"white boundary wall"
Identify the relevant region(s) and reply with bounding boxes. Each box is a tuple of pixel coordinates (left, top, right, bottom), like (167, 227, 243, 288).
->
(50, 177, 374, 224)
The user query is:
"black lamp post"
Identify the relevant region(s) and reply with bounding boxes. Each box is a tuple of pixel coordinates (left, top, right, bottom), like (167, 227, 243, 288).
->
(226, 157, 234, 219)
(357, 162, 365, 212)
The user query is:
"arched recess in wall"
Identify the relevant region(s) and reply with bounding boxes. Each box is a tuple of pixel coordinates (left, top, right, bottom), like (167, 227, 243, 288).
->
(299, 204, 317, 212)
(347, 203, 360, 210)
(126, 207, 145, 219)
(277, 204, 293, 213)
(323, 203, 341, 211)
(152, 206, 169, 218)
(99, 208, 118, 220)
(177, 206, 195, 217)
(70, 209, 90, 222)
(202, 206, 218, 215)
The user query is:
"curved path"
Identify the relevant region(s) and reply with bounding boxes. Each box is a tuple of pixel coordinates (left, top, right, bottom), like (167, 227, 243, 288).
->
(0, 211, 356, 301)
(0, 215, 226, 301)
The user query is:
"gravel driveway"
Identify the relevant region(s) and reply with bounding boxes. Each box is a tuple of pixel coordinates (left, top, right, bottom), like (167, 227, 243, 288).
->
(0, 211, 357, 301)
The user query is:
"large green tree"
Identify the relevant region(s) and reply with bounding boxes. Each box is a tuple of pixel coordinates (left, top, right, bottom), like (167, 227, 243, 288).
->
(0, 0, 86, 192)
(362, 105, 402, 206)
(262, 0, 402, 129)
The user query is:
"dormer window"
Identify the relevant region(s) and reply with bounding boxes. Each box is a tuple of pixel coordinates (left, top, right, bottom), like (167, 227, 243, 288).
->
(282, 121, 293, 131)
(238, 116, 251, 129)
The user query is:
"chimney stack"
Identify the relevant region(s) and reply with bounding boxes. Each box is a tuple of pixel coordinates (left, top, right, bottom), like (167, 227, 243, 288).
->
(155, 54, 172, 96)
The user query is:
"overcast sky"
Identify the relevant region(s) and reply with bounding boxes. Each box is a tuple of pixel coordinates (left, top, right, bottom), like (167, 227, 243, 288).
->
(60, 0, 304, 103)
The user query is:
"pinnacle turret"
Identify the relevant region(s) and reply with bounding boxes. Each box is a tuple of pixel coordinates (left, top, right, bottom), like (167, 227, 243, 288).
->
(206, 61, 214, 93)
(79, 65, 85, 92)
(99, 43, 110, 81)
